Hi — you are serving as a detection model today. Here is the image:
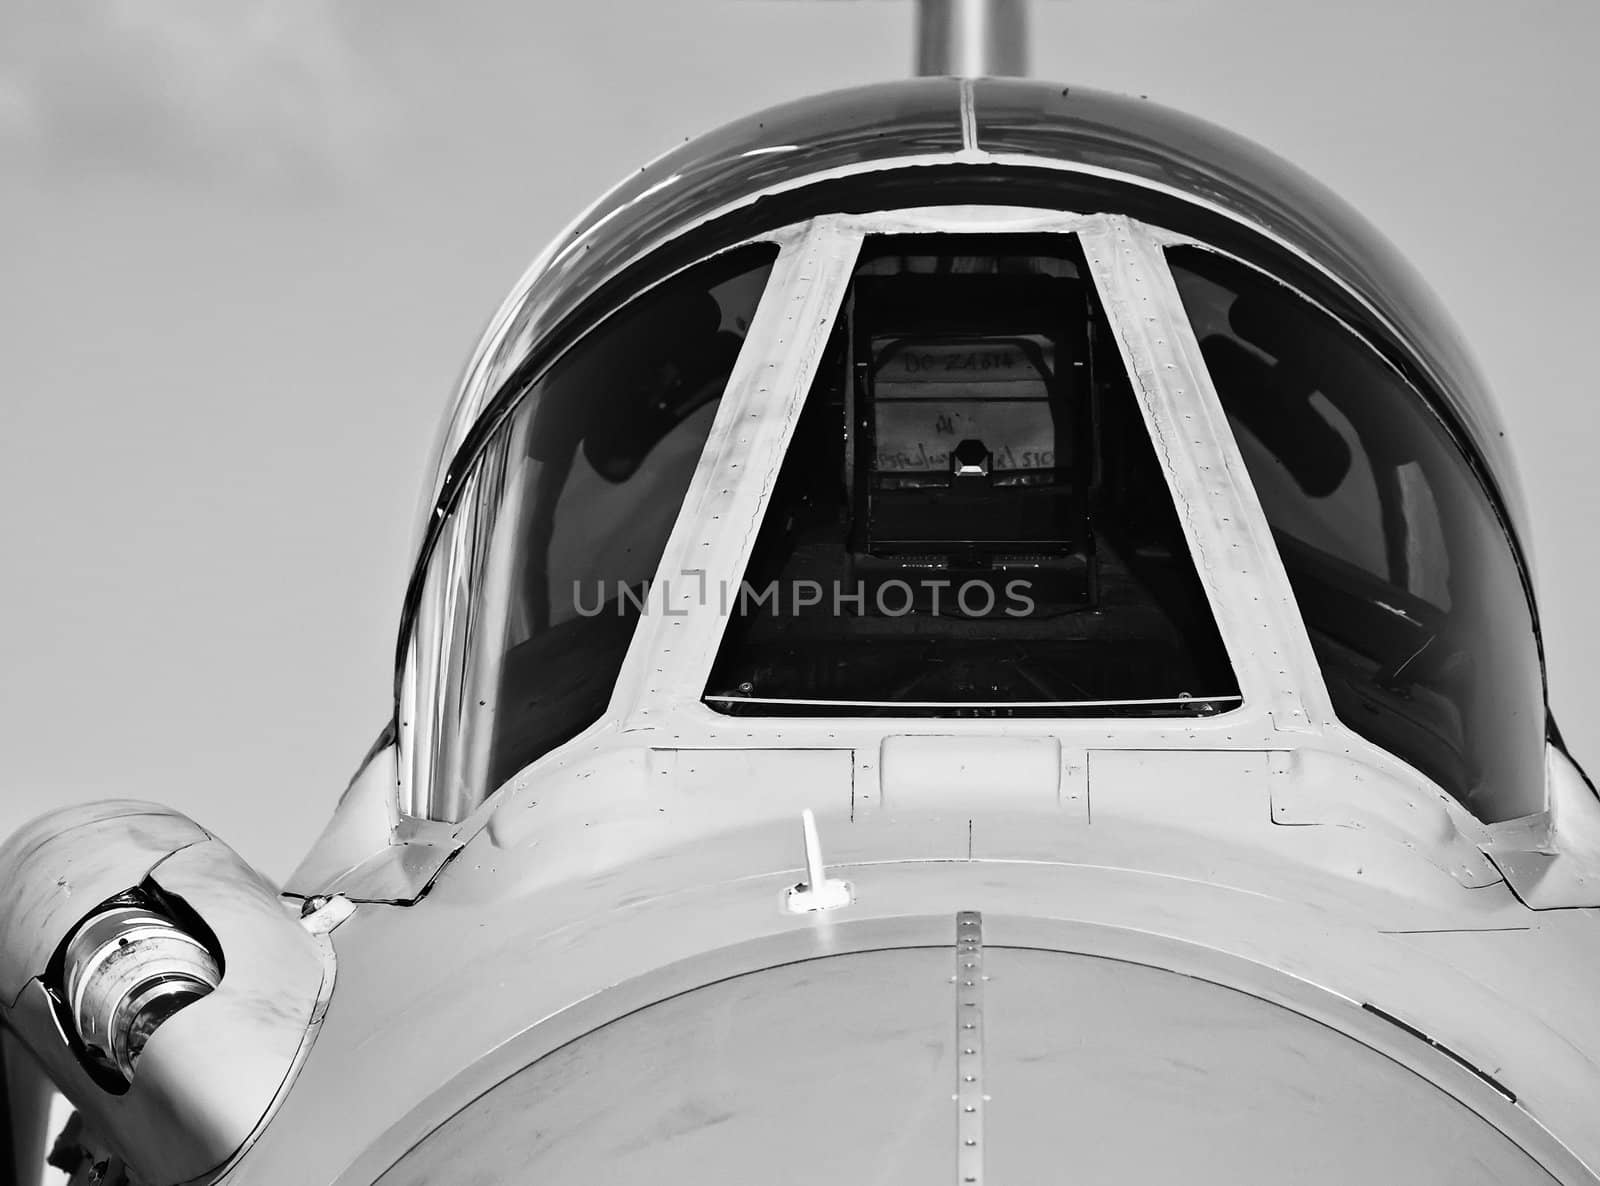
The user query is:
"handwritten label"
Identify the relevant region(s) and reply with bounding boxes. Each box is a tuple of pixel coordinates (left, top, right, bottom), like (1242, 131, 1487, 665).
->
(872, 337, 1059, 473)
(876, 402, 1057, 472)
(887, 347, 1024, 378)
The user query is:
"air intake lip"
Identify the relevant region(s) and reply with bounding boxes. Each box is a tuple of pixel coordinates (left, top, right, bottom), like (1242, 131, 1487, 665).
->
(61, 902, 221, 1083)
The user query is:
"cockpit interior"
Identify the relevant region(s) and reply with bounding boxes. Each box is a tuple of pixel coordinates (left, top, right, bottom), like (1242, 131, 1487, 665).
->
(707, 234, 1237, 717)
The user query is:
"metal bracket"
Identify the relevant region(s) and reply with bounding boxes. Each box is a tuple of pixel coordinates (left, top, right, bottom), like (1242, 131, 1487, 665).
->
(298, 894, 356, 936)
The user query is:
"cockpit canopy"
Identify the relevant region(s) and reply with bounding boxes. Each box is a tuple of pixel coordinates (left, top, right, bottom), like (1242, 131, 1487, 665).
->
(399, 82, 1546, 830)
(426, 80, 1530, 555)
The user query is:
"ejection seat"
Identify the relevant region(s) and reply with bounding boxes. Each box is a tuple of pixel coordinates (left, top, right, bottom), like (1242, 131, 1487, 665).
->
(846, 271, 1099, 609)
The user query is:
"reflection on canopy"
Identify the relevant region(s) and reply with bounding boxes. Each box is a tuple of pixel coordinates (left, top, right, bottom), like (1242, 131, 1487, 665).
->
(1170, 246, 1544, 822)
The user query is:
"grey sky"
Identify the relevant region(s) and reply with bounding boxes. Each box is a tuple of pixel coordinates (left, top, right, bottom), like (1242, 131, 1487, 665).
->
(2, 0, 1595, 881)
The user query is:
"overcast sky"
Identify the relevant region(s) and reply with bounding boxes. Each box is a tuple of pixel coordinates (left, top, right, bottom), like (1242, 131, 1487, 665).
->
(1, 0, 1596, 881)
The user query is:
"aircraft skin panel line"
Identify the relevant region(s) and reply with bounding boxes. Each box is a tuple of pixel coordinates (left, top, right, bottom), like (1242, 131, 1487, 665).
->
(1079, 216, 1320, 733)
(954, 911, 985, 1186)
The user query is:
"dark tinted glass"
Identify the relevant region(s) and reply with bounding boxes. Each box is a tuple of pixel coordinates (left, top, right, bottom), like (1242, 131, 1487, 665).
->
(469, 80, 965, 425)
(456, 245, 778, 796)
(706, 234, 1238, 717)
(1168, 246, 1543, 822)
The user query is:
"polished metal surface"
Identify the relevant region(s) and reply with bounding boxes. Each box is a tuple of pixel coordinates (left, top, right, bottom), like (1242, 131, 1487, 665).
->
(980, 948, 1556, 1184)
(226, 830, 1600, 1184)
(0, 813, 334, 1185)
(376, 948, 959, 1186)
(374, 940, 1556, 1184)
(62, 905, 220, 1081)
(916, 0, 1028, 77)
(0, 801, 210, 1005)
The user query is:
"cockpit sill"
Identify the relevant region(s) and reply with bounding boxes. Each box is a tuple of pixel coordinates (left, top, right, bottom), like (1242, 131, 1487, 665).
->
(288, 713, 1599, 918)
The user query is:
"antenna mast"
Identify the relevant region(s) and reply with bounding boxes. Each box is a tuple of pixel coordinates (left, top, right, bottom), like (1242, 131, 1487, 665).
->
(915, 0, 1029, 77)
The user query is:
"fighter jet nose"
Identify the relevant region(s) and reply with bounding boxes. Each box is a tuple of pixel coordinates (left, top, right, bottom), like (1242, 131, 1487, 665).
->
(379, 940, 1547, 1185)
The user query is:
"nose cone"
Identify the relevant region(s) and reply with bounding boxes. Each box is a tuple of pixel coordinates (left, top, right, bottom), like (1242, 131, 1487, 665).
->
(379, 947, 1548, 1185)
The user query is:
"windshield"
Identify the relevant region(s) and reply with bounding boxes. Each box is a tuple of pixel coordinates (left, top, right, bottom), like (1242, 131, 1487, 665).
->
(1168, 246, 1544, 822)
(424, 243, 779, 807)
(705, 234, 1239, 716)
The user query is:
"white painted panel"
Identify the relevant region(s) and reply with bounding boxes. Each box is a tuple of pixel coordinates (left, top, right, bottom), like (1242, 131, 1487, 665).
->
(880, 734, 1063, 808)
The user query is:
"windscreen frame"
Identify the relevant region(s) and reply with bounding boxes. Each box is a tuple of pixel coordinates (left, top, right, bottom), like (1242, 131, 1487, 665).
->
(611, 208, 1313, 745)
(698, 225, 1243, 718)
(398, 206, 1523, 835)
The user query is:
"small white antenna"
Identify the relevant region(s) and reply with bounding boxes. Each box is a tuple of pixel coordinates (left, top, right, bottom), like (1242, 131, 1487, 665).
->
(915, 0, 1029, 77)
(785, 808, 853, 913)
